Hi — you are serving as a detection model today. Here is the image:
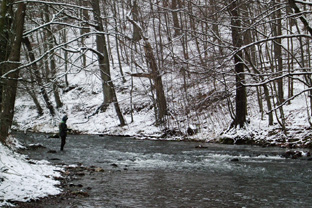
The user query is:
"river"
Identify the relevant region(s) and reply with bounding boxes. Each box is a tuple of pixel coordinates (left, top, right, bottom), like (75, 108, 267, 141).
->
(16, 132, 312, 208)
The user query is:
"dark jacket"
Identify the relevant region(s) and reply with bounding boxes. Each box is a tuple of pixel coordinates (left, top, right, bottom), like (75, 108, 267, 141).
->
(59, 116, 68, 137)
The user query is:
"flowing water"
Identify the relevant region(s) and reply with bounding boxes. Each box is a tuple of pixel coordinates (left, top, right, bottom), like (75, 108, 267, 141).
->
(16, 133, 312, 208)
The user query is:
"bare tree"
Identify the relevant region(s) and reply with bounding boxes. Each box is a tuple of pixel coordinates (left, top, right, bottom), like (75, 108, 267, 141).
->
(0, 2, 26, 143)
(0, 0, 13, 114)
(23, 37, 55, 116)
(43, 4, 63, 109)
(127, 8, 168, 125)
(91, 0, 125, 126)
(228, 0, 247, 128)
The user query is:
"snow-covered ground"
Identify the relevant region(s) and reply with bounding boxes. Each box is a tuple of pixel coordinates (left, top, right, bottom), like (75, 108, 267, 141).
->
(12, 68, 312, 146)
(0, 137, 62, 207)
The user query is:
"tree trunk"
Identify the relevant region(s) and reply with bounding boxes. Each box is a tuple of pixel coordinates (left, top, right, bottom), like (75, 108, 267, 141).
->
(228, 0, 247, 128)
(0, 0, 12, 114)
(171, 0, 181, 37)
(92, 0, 113, 110)
(288, 0, 312, 123)
(273, 0, 285, 130)
(143, 41, 167, 124)
(0, 2, 26, 143)
(288, 0, 312, 36)
(127, 10, 168, 125)
(92, 0, 125, 126)
(23, 37, 55, 116)
(132, 0, 142, 42)
(44, 5, 63, 109)
(63, 29, 69, 87)
(23, 81, 43, 116)
(80, 0, 90, 68)
(113, 3, 126, 83)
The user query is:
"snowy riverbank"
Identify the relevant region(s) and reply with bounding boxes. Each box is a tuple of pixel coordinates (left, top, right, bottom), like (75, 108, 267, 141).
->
(0, 137, 62, 207)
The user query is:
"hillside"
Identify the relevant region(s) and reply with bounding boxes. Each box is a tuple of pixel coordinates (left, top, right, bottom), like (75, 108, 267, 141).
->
(12, 58, 312, 148)
(7, 0, 312, 148)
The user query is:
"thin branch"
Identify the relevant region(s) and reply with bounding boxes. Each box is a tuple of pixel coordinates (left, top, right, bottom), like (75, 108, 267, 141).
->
(242, 71, 312, 87)
(15, 0, 93, 11)
(294, 0, 312, 6)
(268, 87, 312, 114)
(24, 22, 90, 36)
(0, 31, 112, 79)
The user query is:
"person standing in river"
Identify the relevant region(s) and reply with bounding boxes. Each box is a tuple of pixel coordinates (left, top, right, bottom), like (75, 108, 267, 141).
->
(59, 115, 68, 151)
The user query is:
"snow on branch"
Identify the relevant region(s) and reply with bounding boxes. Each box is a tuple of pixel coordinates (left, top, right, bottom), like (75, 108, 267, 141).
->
(15, 0, 93, 11)
(24, 22, 90, 36)
(80, 47, 105, 58)
(242, 71, 312, 87)
(289, 0, 312, 36)
(126, 10, 147, 40)
(238, 34, 312, 52)
(294, 0, 312, 6)
(268, 87, 312, 115)
(0, 31, 110, 80)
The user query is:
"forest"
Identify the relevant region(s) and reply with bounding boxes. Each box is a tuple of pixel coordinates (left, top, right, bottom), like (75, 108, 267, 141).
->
(1, 0, 312, 145)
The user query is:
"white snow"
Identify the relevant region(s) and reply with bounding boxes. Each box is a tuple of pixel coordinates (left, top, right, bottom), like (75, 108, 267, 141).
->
(0, 136, 62, 207)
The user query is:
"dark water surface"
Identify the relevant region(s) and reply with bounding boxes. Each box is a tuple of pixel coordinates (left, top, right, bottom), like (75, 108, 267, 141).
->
(16, 133, 312, 208)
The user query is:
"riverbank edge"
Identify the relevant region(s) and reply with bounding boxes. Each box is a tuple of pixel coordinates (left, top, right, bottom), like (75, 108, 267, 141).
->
(13, 125, 312, 149)
(8, 165, 95, 208)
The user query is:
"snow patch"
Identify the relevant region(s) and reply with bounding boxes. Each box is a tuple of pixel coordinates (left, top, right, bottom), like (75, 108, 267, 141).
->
(0, 141, 63, 207)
